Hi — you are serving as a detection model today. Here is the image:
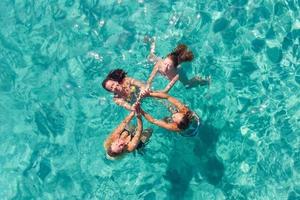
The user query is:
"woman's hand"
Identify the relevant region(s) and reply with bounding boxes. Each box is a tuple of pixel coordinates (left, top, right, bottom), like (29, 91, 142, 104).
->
(139, 87, 151, 99)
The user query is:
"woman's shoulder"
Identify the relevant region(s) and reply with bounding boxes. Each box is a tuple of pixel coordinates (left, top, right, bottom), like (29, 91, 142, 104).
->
(157, 59, 165, 66)
(123, 76, 132, 83)
(124, 76, 137, 84)
(181, 106, 190, 114)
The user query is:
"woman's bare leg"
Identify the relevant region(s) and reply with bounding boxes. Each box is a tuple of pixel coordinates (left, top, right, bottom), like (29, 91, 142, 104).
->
(179, 70, 210, 89)
(185, 75, 211, 89)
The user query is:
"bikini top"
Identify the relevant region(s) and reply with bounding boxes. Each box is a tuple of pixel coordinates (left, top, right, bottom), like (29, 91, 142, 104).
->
(115, 85, 138, 103)
(123, 125, 147, 151)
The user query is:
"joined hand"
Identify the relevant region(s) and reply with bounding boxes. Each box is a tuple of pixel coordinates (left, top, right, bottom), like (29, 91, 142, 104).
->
(139, 87, 151, 100)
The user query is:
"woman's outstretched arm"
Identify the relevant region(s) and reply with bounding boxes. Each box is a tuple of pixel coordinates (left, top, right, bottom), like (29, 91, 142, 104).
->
(141, 109, 180, 132)
(149, 92, 189, 113)
(104, 111, 135, 149)
(165, 95, 189, 113)
(127, 115, 143, 152)
(146, 64, 159, 88)
(148, 91, 169, 99)
(114, 98, 134, 111)
(128, 77, 146, 89)
(162, 74, 179, 93)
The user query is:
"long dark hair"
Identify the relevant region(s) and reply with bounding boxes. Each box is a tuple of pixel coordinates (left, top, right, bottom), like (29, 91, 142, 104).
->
(167, 44, 194, 67)
(177, 111, 193, 130)
(102, 69, 127, 92)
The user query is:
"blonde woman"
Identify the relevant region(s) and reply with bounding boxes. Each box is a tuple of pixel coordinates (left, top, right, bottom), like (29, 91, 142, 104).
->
(104, 110, 152, 159)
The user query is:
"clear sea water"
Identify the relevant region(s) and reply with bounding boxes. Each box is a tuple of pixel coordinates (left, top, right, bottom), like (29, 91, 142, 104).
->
(0, 0, 299, 199)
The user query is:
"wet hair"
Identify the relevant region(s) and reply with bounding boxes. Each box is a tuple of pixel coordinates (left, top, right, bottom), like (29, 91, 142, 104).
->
(167, 44, 194, 67)
(177, 111, 193, 130)
(107, 146, 122, 157)
(102, 69, 127, 92)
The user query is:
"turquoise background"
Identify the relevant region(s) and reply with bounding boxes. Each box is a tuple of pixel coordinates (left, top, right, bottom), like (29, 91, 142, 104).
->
(0, 0, 300, 199)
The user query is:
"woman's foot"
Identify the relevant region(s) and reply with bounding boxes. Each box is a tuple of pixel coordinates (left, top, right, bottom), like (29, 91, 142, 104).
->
(185, 75, 211, 88)
(204, 75, 211, 85)
(195, 76, 211, 85)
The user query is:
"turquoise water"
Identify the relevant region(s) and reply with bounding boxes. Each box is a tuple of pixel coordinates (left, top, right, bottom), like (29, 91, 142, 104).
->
(0, 0, 300, 199)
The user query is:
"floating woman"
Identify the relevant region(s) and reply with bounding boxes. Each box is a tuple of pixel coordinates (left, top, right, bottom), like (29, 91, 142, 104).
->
(104, 108, 152, 159)
(146, 40, 210, 93)
(102, 69, 146, 111)
(137, 91, 200, 135)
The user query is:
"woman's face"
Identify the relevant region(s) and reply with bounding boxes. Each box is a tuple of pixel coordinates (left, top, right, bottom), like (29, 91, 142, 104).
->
(164, 57, 174, 68)
(111, 139, 126, 154)
(105, 80, 123, 93)
(172, 113, 184, 124)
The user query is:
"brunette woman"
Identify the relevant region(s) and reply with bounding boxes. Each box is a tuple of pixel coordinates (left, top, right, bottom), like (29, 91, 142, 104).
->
(147, 42, 210, 92)
(102, 69, 146, 111)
